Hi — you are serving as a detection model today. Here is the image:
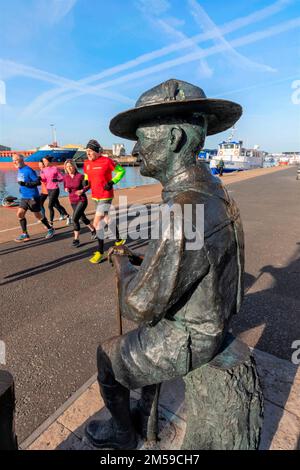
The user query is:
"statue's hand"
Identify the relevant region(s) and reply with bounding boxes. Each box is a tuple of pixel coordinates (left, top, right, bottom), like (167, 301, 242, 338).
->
(108, 245, 133, 265)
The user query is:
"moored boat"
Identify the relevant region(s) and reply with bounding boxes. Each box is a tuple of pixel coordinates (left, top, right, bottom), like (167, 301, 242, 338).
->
(210, 129, 264, 174)
(0, 144, 78, 169)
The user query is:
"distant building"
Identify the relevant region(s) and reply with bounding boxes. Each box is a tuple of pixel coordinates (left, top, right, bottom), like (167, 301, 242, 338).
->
(0, 145, 11, 151)
(102, 147, 113, 157)
(112, 143, 126, 157)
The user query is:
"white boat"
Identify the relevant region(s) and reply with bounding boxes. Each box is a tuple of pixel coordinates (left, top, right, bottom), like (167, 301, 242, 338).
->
(263, 155, 276, 168)
(210, 129, 264, 174)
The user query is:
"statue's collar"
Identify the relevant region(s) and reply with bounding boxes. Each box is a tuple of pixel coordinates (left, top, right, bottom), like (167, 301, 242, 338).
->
(162, 165, 224, 201)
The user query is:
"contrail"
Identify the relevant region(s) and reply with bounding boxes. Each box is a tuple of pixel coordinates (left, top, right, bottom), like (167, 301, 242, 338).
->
(155, 17, 213, 78)
(23, 0, 294, 115)
(0, 60, 134, 106)
(213, 74, 299, 98)
(37, 16, 300, 115)
(188, 0, 276, 72)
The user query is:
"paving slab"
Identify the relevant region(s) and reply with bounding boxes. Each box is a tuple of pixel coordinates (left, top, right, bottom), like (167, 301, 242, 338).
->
(25, 347, 300, 451)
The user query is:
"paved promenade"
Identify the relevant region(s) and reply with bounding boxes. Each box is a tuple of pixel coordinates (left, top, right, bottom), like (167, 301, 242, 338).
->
(1, 165, 299, 448)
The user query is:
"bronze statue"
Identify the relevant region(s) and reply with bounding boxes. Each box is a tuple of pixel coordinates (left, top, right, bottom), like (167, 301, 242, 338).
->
(85, 79, 246, 449)
(0, 370, 18, 450)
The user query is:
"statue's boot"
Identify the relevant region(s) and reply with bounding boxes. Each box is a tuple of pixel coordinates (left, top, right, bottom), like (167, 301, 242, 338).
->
(85, 382, 138, 449)
(131, 384, 161, 441)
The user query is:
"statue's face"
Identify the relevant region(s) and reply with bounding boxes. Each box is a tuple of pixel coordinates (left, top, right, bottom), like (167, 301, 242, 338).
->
(134, 125, 169, 177)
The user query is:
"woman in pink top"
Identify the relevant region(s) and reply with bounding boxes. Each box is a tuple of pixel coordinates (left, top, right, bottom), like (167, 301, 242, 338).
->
(64, 160, 95, 247)
(40, 156, 70, 226)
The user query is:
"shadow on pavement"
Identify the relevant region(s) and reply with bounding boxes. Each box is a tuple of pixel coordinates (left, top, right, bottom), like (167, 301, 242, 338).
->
(0, 237, 149, 286)
(232, 245, 300, 449)
(0, 226, 74, 256)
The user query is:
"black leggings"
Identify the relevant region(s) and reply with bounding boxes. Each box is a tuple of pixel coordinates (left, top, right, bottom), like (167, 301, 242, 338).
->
(48, 189, 68, 222)
(40, 192, 65, 218)
(71, 200, 90, 232)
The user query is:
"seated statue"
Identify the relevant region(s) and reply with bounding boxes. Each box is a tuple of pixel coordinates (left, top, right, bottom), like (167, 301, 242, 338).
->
(85, 79, 247, 449)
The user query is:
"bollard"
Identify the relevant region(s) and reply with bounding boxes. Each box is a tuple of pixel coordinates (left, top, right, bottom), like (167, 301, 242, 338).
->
(296, 167, 300, 180)
(0, 370, 18, 450)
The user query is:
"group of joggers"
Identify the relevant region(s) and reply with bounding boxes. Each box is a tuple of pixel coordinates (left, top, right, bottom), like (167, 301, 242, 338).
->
(12, 139, 126, 264)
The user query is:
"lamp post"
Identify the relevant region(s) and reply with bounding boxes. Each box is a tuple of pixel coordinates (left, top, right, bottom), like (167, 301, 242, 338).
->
(50, 124, 57, 146)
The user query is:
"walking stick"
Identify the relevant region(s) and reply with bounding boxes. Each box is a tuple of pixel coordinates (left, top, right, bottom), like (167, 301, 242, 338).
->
(113, 252, 161, 442)
(115, 274, 123, 336)
(145, 383, 161, 442)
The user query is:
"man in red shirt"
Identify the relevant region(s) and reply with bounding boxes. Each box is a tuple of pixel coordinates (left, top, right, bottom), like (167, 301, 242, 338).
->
(83, 140, 126, 264)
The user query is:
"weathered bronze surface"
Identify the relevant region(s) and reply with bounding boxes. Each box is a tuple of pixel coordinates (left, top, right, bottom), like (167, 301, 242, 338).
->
(85, 79, 263, 450)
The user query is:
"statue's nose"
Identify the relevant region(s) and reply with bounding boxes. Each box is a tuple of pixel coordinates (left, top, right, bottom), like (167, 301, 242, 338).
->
(132, 141, 140, 158)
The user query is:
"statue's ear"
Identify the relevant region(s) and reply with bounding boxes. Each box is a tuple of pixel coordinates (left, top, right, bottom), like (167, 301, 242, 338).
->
(170, 126, 184, 152)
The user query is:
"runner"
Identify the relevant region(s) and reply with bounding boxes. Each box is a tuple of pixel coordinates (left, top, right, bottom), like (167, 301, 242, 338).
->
(40, 156, 71, 226)
(38, 159, 66, 219)
(12, 153, 55, 242)
(83, 139, 126, 264)
(38, 160, 48, 218)
(63, 160, 96, 247)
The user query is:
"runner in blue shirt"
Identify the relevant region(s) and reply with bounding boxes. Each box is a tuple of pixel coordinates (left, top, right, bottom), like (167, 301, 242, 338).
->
(12, 153, 55, 242)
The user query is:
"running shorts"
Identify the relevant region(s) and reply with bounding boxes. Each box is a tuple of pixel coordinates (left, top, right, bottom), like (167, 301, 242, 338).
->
(94, 199, 112, 216)
(19, 197, 41, 213)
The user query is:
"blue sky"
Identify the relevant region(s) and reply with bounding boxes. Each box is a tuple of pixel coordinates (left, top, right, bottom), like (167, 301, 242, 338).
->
(0, 0, 299, 152)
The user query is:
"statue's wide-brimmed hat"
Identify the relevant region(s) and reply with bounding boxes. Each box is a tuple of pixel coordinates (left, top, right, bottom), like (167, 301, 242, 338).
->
(109, 79, 242, 140)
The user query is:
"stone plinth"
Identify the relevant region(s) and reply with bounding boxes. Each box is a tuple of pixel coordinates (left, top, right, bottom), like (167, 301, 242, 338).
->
(182, 338, 264, 450)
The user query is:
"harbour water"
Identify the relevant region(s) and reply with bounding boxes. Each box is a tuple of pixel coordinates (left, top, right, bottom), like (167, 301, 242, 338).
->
(0, 167, 156, 202)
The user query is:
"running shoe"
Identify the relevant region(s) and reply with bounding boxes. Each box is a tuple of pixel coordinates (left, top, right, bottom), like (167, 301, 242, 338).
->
(45, 228, 55, 239)
(115, 239, 126, 247)
(66, 216, 72, 226)
(89, 251, 107, 264)
(90, 230, 97, 240)
(15, 233, 30, 243)
(72, 239, 80, 247)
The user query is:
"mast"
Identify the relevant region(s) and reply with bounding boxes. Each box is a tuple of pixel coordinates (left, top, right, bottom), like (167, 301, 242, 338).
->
(228, 126, 235, 142)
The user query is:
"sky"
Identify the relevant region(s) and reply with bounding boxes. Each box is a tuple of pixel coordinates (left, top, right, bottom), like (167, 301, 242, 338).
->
(0, 0, 299, 153)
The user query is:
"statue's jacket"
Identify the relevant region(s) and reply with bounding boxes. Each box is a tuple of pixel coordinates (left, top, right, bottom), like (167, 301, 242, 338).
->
(117, 165, 244, 382)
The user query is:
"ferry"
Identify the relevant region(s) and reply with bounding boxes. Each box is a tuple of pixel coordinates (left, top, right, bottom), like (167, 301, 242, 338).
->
(0, 144, 78, 169)
(210, 129, 264, 174)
